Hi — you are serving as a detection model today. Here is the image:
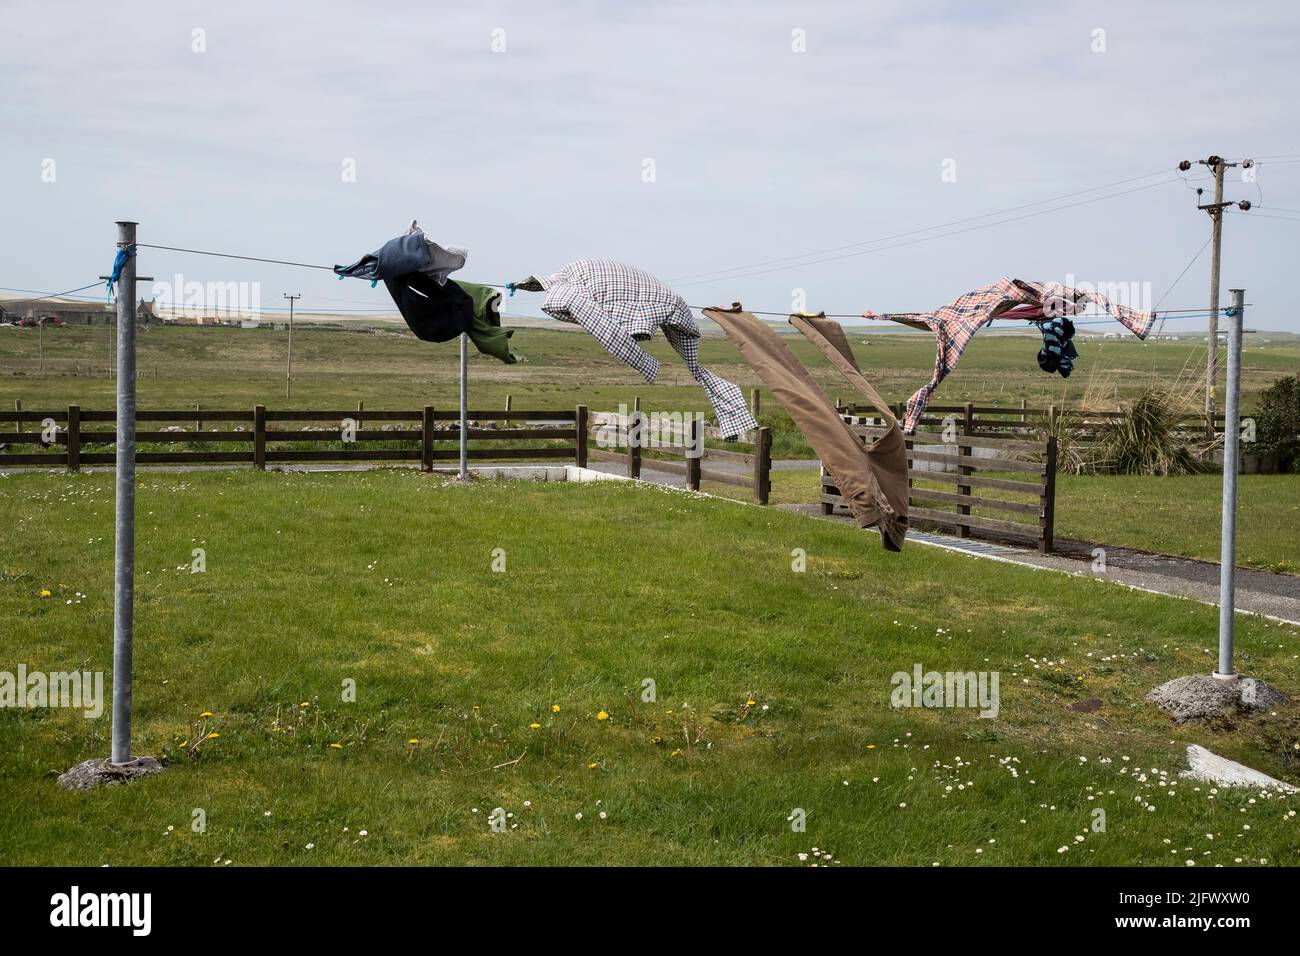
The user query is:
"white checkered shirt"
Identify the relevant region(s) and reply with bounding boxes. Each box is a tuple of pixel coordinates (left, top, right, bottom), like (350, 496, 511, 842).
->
(516, 259, 758, 438)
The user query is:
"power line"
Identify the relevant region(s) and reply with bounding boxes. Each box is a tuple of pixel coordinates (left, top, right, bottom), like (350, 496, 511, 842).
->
(0, 281, 105, 303)
(1153, 236, 1213, 337)
(671, 177, 1180, 287)
(669, 169, 1176, 285)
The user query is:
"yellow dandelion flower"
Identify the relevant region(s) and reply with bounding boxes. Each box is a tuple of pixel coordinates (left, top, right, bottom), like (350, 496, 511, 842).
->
(199, 711, 214, 718)
(867, 744, 876, 749)
(551, 704, 561, 713)
(588, 762, 599, 769)
(298, 701, 310, 708)
(329, 743, 343, 749)
(596, 710, 609, 721)
(407, 739, 419, 745)
(670, 749, 682, 757)
(39, 589, 52, 598)
(529, 722, 541, 729)
(745, 699, 756, 707)
(205, 732, 220, 740)
(665, 709, 673, 716)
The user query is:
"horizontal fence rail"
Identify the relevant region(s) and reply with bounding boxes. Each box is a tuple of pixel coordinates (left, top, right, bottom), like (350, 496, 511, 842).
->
(838, 400, 1238, 442)
(0, 404, 588, 471)
(587, 409, 772, 504)
(820, 417, 1057, 552)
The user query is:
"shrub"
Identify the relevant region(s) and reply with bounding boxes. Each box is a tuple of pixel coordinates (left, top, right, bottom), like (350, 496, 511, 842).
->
(1254, 374, 1300, 472)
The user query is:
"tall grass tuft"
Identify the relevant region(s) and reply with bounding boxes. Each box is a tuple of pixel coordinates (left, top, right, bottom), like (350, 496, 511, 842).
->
(1093, 387, 1208, 476)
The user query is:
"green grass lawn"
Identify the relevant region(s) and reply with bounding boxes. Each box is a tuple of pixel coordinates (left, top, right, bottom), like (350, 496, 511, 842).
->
(763, 469, 1300, 573)
(1, 469, 1296, 866)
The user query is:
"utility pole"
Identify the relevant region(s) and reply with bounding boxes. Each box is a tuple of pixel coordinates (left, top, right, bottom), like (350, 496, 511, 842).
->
(283, 293, 301, 399)
(1178, 155, 1253, 432)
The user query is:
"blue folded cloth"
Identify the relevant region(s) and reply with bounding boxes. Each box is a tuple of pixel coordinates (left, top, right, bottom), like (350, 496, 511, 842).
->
(1037, 317, 1078, 377)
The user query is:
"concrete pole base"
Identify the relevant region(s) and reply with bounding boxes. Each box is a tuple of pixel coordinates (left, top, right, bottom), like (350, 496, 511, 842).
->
(1147, 673, 1286, 724)
(57, 756, 164, 791)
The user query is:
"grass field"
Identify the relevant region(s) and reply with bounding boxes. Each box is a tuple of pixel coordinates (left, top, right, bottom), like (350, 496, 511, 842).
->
(3, 323, 1298, 461)
(1, 470, 1296, 866)
(762, 470, 1300, 574)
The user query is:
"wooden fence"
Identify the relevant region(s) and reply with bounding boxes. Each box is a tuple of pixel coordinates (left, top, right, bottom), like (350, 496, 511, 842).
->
(838, 400, 1233, 441)
(0, 404, 589, 471)
(820, 418, 1057, 552)
(587, 407, 772, 504)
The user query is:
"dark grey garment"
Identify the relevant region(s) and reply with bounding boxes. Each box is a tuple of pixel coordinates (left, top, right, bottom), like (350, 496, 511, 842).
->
(334, 233, 431, 282)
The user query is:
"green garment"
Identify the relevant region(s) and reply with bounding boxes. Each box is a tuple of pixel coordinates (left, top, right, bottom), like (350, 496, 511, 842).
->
(460, 281, 519, 364)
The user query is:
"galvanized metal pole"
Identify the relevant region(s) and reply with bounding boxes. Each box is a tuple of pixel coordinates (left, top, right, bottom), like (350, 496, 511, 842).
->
(1205, 158, 1225, 427)
(1215, 288, 1245, 679)
(110, 221, 138, 764)
(458, 332, 469, 478)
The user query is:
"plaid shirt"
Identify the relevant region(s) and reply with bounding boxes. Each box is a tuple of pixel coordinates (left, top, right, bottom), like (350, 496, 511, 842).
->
(515, 259, 759, 438)
(902, 278, 1154, 433)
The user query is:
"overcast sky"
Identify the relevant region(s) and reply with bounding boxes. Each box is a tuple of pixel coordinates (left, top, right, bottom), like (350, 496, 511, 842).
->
(3, 0, 1298, 330)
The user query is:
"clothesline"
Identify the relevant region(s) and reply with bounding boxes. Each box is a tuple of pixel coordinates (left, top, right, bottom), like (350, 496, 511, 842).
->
(85, 241, 1242, 322)
(0, 281, 1242, 324)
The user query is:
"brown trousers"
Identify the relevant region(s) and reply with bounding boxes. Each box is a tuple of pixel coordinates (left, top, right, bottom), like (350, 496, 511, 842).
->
(703, 305, 908, 551)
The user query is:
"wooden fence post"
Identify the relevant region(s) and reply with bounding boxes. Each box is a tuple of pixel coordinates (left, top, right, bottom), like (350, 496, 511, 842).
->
(254, 404, 267, 470)
(1020, 397, 1027, 424)
(750, 388, 761, 418)
(504, 394, 512, 413)
(574, 404, 588, 468)
(754, 426, 772, 505)
(421, 405, 434, 472)
(1040, 435, 1058, 554)
(957, 401, 973, 538)
(66, 404, 80, 473)
(14, 399, 21, 435)
(686, 416, 702, 491)
(195, 401, 202, 434)
(356, 400, 364, 431)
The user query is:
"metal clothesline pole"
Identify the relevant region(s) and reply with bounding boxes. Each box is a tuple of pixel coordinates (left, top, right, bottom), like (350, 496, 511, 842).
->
(110, 221, 139, 765)
(1215, 288, 1245, 679)
(459, 332, 469, 478)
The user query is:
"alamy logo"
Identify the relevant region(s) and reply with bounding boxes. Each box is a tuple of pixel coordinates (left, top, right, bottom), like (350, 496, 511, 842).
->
(0, 666, 103, 718)
(594, 404, 706, 458)
(151, 272, 262, 320)
(890, 663, 1000, 718)
(49, 886, 151, 936)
